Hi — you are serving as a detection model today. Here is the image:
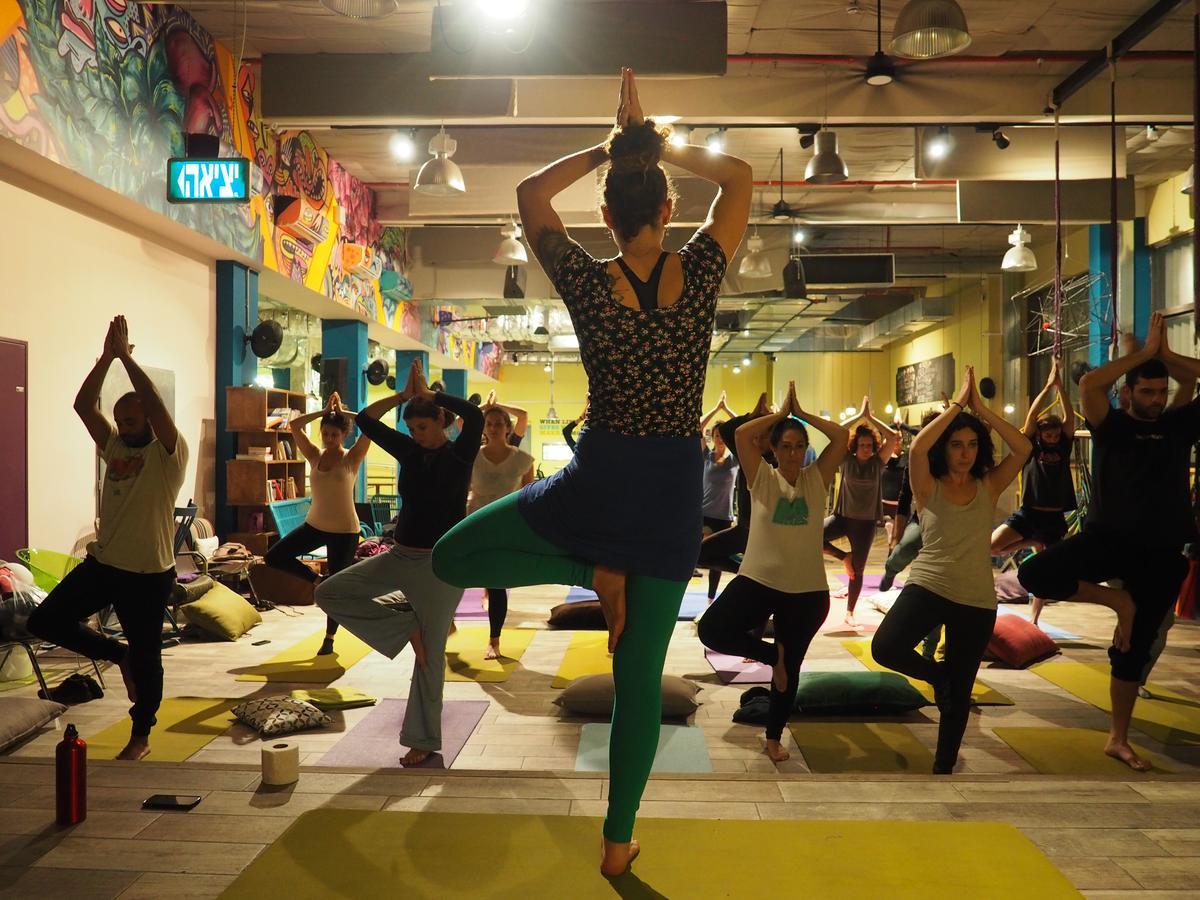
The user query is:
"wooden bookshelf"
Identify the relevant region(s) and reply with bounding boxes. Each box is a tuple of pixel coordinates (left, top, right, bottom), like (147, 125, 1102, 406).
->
(226, 386, 307, 555)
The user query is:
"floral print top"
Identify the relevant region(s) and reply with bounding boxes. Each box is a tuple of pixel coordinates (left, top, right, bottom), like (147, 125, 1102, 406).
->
(550, 231, 727, 438)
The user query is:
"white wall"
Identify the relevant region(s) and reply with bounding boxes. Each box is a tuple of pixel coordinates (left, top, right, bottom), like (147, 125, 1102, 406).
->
(0, 179, 216, 555)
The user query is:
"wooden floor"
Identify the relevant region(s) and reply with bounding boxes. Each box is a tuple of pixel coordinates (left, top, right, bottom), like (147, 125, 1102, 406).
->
(3, 543, 1199, 898)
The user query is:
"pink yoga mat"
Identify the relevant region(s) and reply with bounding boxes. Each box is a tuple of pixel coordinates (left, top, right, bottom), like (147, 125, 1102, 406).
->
(836, 574, 902, 591)
(316, 699, 489, 770)
(455, 588, 489, 620)
(704, 649, 771, 685)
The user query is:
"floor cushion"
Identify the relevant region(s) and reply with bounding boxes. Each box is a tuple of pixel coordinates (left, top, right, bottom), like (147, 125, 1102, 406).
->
(547, 600, 606, 630)
(232, 697, 331, 736)
(181, 581, 263, 641)
(0, 696, 67, 752)
(554, 674, 700, 719)
(733, 672, 928, 725)
(987, 614, 1059, 668)
(994, 571, 1029, 604)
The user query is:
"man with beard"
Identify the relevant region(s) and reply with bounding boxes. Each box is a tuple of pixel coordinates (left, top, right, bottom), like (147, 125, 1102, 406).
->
(28, 317, 187, 761)
(1019, 312, 1200, 771)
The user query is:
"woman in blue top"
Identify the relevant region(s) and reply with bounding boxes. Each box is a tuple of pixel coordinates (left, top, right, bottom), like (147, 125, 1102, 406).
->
(434, 68, 751, 876)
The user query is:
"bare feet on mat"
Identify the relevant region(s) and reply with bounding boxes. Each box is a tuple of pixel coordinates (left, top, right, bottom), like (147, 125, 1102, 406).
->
(116, 737, 150, 761)
(409, 628, 428, 670)
(593, 565, 628, 653)
(1110, 588, 1135, 653)
(765, 739, 790, 762)
(843, 611, 857, 629)
(1104, 739, 1152, 772)
(400, 748, 432, 766)
(484, 638, 501, 661)
(600, 837, 640, 877)
(117, 652, 137, 704)
(1030, 595, 1045, 626)
(772, 641, 788, 693)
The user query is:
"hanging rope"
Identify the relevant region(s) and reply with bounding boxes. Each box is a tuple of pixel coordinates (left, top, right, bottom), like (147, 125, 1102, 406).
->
(1053, 104, 1064, 359)
(1193, 0, 1199, 340)
(1108, 47, 1119, 351)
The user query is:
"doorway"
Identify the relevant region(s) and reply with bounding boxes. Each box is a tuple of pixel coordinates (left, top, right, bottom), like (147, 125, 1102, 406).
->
(0, 338, 28, 561)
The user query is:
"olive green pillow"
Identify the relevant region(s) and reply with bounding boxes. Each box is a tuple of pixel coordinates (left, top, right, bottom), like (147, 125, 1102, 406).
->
(182, 581, 262, 641)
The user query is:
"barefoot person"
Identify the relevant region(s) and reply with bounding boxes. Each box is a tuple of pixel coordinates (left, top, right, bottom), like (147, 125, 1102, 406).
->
(698, 383, 848, 762)
(1018, 313, 1200, 771)
(315, 359, 483, 766)
(699, 391, 738, 600)
(871, 367, 1031, 774)
(264, 392, 370, 655)
(432, 68, 751, 876)
(823, 397, 899, 626)
(467, 403, 535, 659)
(28, 317, 187, 761)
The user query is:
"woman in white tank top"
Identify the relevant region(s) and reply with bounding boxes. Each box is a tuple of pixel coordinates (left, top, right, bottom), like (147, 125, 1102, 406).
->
(264, 393, 372, 655)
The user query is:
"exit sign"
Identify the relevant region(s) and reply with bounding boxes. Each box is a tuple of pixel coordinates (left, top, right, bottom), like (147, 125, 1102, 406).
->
(167, 157, 250, 203)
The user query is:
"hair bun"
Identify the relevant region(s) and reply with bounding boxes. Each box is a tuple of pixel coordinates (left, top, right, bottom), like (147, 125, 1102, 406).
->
(606, 120, 666, 175)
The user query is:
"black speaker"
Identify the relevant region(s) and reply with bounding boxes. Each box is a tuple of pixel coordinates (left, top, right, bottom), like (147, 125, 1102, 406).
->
(503, 265, 525, 299)
(783, 258, 807, 299)
(320, 356, 348, 404)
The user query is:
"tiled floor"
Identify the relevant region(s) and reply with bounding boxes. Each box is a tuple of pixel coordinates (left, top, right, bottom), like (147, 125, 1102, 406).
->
(3, 545, 1199, 897)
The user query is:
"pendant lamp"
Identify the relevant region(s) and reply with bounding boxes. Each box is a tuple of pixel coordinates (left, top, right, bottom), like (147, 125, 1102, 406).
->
(805, 131, 849, 184)
(1001, 225, 1037, 273)
(865, 0, 895, 85)
(1182, 165, 1194, 195)
(493, 221, 527, 265)
(414, 127, 466, 196)
(889, 0, 971, 60)
(738, 230, 772, 279)
(319, 0, 398, 19)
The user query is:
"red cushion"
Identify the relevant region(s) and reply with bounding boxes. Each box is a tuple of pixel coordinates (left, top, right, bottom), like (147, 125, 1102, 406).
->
(987, 615, 1059, 668)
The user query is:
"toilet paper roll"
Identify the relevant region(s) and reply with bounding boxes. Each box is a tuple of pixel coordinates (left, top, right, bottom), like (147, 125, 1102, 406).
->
(261, 741, 300, 786)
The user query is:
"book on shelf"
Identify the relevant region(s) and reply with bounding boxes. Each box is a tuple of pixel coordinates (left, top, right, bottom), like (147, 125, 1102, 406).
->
(267, 407, 298, 431)
(277, 437, 296, 461)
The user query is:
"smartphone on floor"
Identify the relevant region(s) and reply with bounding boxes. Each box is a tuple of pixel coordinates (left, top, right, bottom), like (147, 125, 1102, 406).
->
(142, 794, 202, 811)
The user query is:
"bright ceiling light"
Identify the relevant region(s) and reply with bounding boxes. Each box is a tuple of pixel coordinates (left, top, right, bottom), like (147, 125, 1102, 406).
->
(889, 0, 971, 59)
(805, 130, 848, 184)
(477, 0, 529, 22)
(738, 231, 772, 279)
(1004, 404, 1016, 414)
(741, 356, 751, 367)
(793, 228, 807, 244)
(320, 0, 398, 19)
(925, 126, 952, 161)
(884, 403, 894, 414)
(1001, 224, 1037, 272)
(389, 130, 416, 162)
(493, 221, 527, 266)
(732, 365, 742, 375)
(414, 127, 465, 196)
(669, 126, 691, 148)
(706, 129, 726, 154)
(845, 406, 856, 417)
(543, 362, 552, 373)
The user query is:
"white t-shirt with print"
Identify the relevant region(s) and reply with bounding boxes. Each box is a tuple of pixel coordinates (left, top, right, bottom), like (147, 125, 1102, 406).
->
(737, 461, 829, 594)
(88, 433, 188, 573)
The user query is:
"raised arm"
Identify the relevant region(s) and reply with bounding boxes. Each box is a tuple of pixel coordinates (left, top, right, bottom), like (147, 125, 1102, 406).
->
(109, 316, 178, 454)
(517, 145, 605, 278)
(860, 397, 900, 463)
(330, 393, 374, 469)
(656, 136, 751, 263)
(355, 359, 419, 460)
(1053, 361, 1076, 439)
(287, 404, 328, 465)
(493, 399, 529, 440)
(735, 410, 786, 487)
(1157, 314, 1200, 386)
(1079, 313, 1164, 428)
(74, 322, 117, 450)
(909, 370, 976, 507)
(699, 393, 725, 450)
(789, 383, 848, 487)
(964, 370, 1032, 502)
(1024, 363, 1059, 437)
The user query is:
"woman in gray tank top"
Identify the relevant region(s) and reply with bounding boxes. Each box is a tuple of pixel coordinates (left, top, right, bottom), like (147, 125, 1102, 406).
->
(871, 367, 1032, 774)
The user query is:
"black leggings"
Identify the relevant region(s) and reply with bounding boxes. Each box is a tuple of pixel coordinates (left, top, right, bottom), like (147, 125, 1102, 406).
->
(265, 523, 359, 638)
(486, 588, 507, 639)
(1017, 530, 1187, 682)
(27, 556, 175, 737)
(870, 583, 995, 772)
(702, 516, 734, 598)
(822, 515, 876, 614)
(698, 576, 830, 741)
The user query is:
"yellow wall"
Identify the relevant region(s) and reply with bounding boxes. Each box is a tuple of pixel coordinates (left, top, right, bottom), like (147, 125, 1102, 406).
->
(1027, 226, 1091, 282)
(1146, 171, 1195, 246)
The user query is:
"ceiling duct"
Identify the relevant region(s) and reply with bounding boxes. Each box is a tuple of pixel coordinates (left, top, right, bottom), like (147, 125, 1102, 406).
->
(781, 295, 952, 351)
(794, 254, 895, 290)
(958, 178, 1136, 223)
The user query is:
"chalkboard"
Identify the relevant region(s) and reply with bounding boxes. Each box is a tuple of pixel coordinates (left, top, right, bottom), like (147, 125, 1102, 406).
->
(896, 353, 954, 407)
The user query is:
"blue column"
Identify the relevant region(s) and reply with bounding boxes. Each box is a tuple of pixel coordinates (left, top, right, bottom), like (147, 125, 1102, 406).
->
(442, 368, 468, 399)
(215, 261, 258, 539)
(1132, 218, 1152, 342)
(323, 320, 369, 502)
(1088, 225, 1117, 369)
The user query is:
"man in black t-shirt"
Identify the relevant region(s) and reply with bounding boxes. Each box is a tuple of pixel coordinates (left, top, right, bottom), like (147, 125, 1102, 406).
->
(1019, 312, 1200, 771)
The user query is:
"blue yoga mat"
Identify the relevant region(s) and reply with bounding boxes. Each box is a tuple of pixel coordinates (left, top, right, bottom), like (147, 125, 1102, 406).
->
(575, 723, 713, 774)
(565, 587, 709, 620)
(996, 606, 1080, 642)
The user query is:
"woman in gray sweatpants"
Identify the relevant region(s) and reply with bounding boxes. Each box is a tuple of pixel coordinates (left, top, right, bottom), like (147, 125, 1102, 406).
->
(315, 361, 484, 766)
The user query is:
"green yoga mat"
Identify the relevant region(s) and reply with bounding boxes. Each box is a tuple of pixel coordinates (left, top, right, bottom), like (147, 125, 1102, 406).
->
(221, 812, 1081, 899)
(789, 722, 934, 774)
(842, 639, 1013, 706)
(1031, 660, 1200, 745)
(233, 630, 373, 683)
(994, 727, 1173, 775)
(88, 696, 238, 761)
(576, 723, 712, 773)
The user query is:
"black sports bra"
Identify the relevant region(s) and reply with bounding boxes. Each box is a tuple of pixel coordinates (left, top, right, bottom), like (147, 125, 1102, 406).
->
(614, 252, 670, 311)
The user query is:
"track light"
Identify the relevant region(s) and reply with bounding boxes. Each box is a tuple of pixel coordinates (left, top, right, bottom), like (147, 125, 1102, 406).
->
(742, 356, 752, 367)
(925, 126, 952, 161)
(799, 132, 816, 151)
(1144, 125, 1160, 143)
(493, 221, 527, 266)
(669, 126, 691, 148)
(738, 230, 772, 279)
(706, 129, 726, 154)
(413, 127, 465, 196)
(805, 130, 848, 184)
(865, 51, 895, 86)
(1001, 224, 1037, 272)
(991, 128, 1010, 150)
(389, 130, 416, 162)
(889, 0, 972, 59)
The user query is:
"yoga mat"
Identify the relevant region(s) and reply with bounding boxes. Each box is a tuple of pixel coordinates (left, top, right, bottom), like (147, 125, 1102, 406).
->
(842, 640, 1014, 706)
(87, 696, 238, 761)
(444, 626, 535, 683)
(564, 587, 709, 620)
(837, 574, 902, 591)
(316, 699, 488, 770)
(454, 588, 489, 620)
(993, 727, 1173, 775)
(575, 722, 712, 773)
(233, 630, 373, 683)
(995, 606, 1080, 642)
(1031, 660, 1200, 745)
(551, 632, 612, 688)
(704, 648, 771, 684)
(223, 812, 1081, 899)
(788, 722, 934, 774)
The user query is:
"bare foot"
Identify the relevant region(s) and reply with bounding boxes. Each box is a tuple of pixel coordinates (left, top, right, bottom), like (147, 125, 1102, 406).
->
(484, 638, 501, 661)
(843, 611, 857, 629)
(600, 837, 640, 877)
(1109, 588, 1135, 653)
(1030, 595, 1045, 626)
(116, 737, 150, 761)
(409, 628, 428, 670)
(400, 748, 432, 766)
(765, 739, 790, 762)
(593, 565, 628, 653)
(1104, 739, 1152, 772)
(117, 652, 137, 704)
(771, 641, 788, 693)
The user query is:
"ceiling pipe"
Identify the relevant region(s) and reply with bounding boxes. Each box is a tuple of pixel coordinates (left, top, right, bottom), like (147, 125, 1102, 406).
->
(730, 51, 1193, 67)
(1051, 0, 1191, 108)
(755, 179, 956, 187)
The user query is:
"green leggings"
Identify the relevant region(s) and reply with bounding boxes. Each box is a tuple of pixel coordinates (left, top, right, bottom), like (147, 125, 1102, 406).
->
(433, 492, 685, 842)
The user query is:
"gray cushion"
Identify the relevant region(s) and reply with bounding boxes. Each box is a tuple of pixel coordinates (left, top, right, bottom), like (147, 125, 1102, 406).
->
(0, 696, 67, 752)
(554, 674, 700, 719)
(232, 697, 331, 736)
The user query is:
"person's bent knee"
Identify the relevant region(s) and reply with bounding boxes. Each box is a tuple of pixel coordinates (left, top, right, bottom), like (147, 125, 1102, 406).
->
(870, 631, 900, 670)
(430, 540, 469, 587)
(1016, 552, 1073, 600)
(1109, 645, 1152, 683)
(25, 604, 54, 640)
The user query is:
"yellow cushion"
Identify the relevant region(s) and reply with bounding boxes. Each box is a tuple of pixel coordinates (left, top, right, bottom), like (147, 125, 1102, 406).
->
(182, 581, 262, 641)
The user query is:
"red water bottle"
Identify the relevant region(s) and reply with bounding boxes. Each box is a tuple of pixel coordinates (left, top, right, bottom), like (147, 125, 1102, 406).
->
(55, 724, 86, 826)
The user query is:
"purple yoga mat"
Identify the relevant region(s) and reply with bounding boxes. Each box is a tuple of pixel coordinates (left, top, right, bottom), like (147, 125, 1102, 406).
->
(455, 588, 489, 620)
(704, 649, 771, 685)
(836, 574, 903, 591)
(316, 699, 489, 770)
